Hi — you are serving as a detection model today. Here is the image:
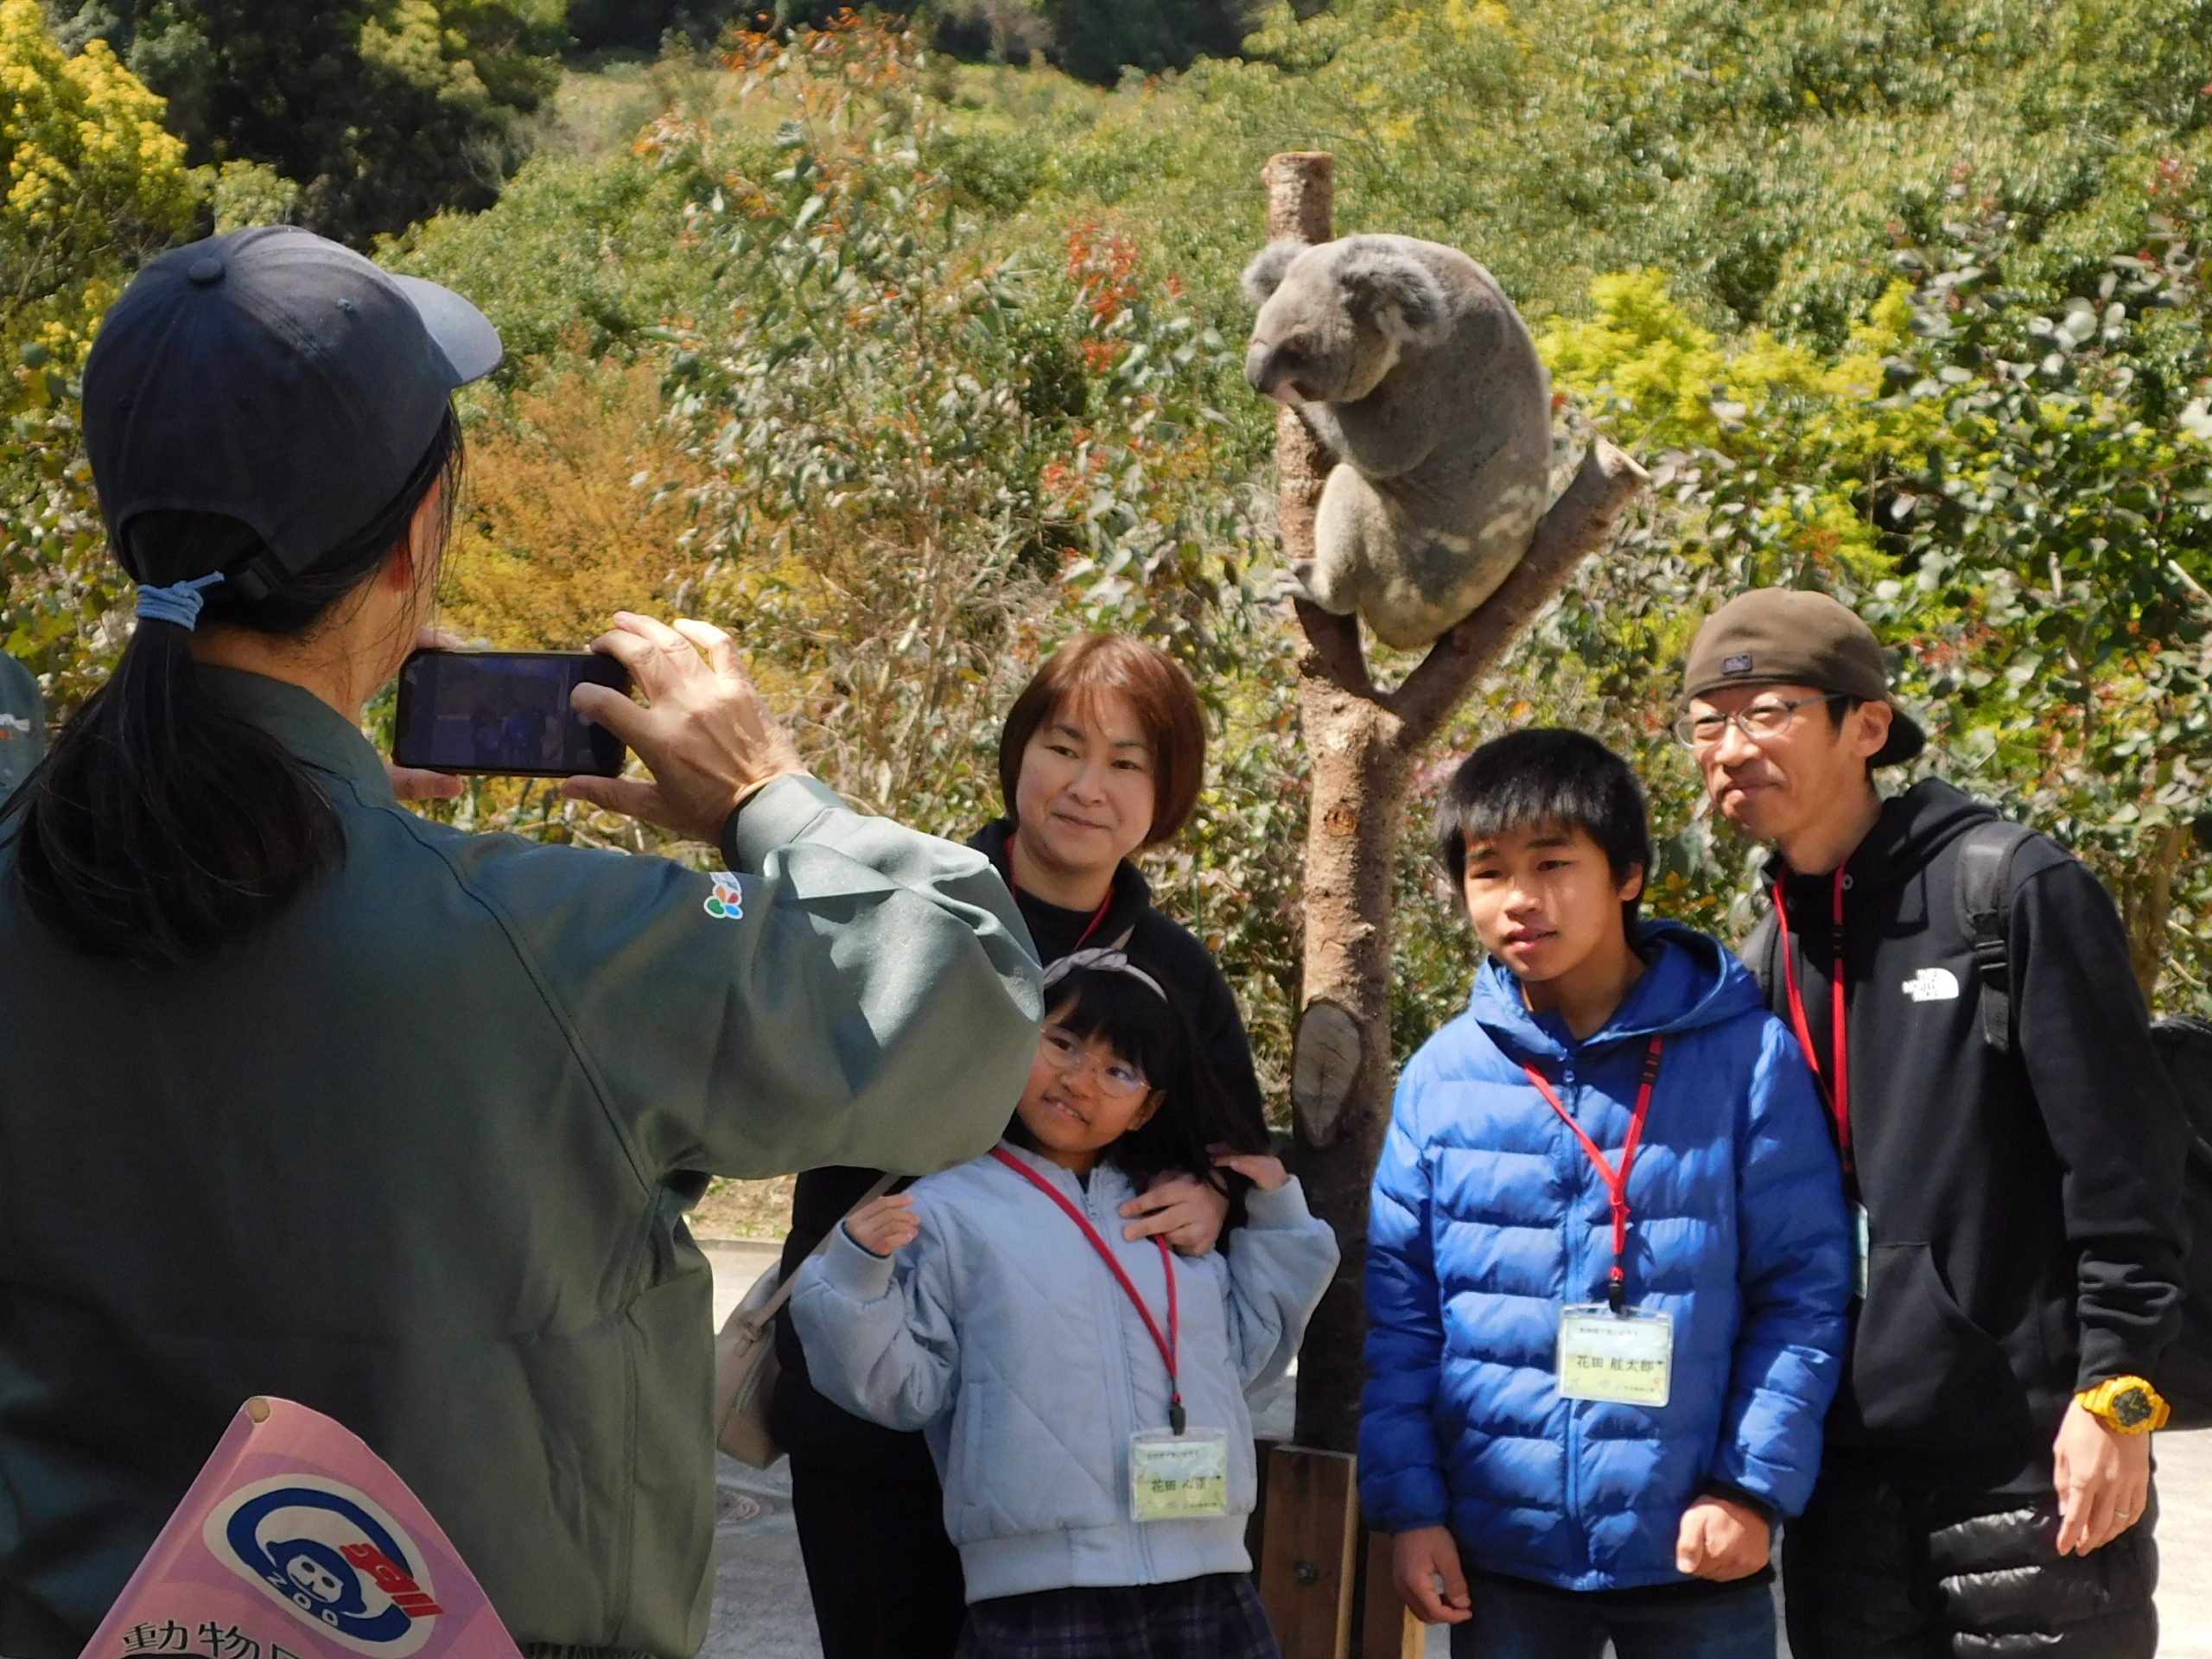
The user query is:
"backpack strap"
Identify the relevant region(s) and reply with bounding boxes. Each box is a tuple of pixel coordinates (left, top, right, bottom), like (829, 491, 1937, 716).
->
(1743, 906, 1781, 999)
(1955, 820, 2037, 1055)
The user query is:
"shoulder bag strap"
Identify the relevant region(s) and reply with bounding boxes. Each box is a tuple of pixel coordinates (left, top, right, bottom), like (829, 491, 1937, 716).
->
(750, 1171, 900, 1327)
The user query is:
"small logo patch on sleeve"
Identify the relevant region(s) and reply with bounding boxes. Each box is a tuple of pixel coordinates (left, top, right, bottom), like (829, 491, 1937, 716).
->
(704, 873, 745, 921)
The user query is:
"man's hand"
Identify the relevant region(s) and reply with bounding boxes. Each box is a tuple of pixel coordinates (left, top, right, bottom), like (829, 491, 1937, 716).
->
(1675, 1495, 1770, 1580)
(1121, 1173, 1230, 1255)
(561, 613, 806, 844)
(2054, 1398, 2152, 1555)
(843, 1194, 919, 1257)
(1389, 1527, 1471, 1624)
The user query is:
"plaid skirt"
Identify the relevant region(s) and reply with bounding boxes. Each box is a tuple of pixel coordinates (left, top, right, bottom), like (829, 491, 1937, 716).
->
(957, 1573, 1281, 1659)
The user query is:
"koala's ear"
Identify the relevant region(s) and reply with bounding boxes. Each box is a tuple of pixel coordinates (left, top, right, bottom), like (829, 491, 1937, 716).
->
(1241, 239, 1310, 306)
(1336, 243, 1453, 347)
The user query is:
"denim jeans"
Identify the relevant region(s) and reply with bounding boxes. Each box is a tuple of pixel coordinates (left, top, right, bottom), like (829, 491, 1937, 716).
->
(1447, 1573, 1777, 1659)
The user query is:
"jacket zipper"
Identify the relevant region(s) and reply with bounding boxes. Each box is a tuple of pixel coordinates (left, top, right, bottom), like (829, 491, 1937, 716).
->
(1558, 1052, 1589, 1584)
(1087, 1173, 1154, 1583)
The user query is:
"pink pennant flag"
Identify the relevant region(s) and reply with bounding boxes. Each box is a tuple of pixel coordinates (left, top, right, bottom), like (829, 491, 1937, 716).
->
(79, 1397, 521, 1659)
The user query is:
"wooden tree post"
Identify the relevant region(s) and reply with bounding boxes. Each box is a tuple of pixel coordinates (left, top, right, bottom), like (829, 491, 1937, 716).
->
(1265, 152, 1650, 1456)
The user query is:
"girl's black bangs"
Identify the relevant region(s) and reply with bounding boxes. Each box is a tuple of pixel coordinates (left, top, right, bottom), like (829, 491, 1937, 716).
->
(1044, 969, 1178, 1081)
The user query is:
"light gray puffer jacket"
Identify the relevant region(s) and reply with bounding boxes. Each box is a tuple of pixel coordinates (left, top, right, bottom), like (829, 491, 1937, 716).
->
(791, 1141, 1339, 1603)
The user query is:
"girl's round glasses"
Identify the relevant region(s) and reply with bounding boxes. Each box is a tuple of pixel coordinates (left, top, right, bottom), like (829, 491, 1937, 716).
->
(1039, 1027, 1148, 1098)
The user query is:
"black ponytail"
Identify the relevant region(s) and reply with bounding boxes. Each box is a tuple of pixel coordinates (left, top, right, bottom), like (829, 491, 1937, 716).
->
(2, 412, 463, 967)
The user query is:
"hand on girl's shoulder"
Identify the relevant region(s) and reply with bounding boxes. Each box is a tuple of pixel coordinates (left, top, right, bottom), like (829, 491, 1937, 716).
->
(1119, 1171, 1232, 1255)
(842, 1192, 920, 1256)
(1212, 1150, 1290, 1192)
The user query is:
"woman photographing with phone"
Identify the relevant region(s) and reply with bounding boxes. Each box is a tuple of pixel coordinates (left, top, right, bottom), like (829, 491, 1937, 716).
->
(0, 226, 1040, 1659)
(772, 634, 1274, 1659)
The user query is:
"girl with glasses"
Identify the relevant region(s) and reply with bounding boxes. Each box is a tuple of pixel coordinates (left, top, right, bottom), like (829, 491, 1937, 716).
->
(790, 959, 1338, 1659)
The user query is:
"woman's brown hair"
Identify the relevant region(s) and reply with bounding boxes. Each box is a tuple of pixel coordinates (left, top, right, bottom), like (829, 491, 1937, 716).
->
(997, 635, 1206, 846)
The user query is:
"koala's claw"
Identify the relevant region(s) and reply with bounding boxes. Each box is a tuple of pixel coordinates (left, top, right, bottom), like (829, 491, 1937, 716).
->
(1287, 561, 1357, 615)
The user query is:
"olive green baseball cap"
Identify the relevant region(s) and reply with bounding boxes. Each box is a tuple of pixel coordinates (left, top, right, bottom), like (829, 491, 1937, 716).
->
(1683, 588, 1926, 766)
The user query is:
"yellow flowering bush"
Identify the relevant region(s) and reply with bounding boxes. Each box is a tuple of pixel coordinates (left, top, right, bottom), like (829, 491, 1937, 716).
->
(1, 0, 195, 700)
(0, 0, 194, 369)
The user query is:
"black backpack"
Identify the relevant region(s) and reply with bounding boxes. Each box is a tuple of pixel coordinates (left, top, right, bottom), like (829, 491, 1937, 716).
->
(1746, 820, 2212, 1429)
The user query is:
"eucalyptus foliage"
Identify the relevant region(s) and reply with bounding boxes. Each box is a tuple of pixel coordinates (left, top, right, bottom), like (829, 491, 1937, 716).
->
(623, 22, 1311, 1058)
(16, 2, 2212, 1099)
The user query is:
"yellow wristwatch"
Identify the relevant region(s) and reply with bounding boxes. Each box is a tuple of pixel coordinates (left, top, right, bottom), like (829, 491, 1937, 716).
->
(2078, 1376, 2171, 1434)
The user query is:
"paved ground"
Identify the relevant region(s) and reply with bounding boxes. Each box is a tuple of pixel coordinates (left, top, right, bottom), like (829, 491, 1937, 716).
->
(696, 1240, 2212, 1659)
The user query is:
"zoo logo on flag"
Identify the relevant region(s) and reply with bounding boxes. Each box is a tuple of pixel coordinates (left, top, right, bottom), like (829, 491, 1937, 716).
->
(205, 1477, 446, 1657)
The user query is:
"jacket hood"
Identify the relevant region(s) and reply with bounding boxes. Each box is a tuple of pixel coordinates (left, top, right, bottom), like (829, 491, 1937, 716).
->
(1470, 921, 1764, 1063)
(1764, 779, 2000, 899)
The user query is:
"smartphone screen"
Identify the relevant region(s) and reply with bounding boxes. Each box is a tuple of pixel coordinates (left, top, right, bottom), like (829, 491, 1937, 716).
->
(392, 650, 631, 778)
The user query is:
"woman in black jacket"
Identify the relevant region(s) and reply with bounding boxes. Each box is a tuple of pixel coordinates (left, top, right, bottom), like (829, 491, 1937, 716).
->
(770, 633, 1270, 1659)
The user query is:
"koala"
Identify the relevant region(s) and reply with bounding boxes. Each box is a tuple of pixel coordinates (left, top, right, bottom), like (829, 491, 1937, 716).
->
(1243, 234, 1552, 651)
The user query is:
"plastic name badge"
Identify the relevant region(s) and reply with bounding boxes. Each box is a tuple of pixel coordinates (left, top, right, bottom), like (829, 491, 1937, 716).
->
(1129, 1427, 1230, 1522)
(1557, 1305, 1674, 1407)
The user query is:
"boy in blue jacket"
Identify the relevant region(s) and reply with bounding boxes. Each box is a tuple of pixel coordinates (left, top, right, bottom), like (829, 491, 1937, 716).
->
(1360, 729, 1851, 1659)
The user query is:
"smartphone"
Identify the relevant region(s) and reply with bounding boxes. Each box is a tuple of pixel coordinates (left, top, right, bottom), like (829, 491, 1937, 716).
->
(392, 649, 631, 778)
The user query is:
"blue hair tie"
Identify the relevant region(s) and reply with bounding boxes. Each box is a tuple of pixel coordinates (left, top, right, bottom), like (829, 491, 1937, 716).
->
(134, 571, 226, 631)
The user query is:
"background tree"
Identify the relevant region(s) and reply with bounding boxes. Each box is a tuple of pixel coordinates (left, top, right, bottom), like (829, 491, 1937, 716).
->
(3, 0, 194, 358)
(1031, 0, 1255, 85)
(2, 0, 193, 701)
(46, 0, 564, 243)
(568, 0, 734, 51)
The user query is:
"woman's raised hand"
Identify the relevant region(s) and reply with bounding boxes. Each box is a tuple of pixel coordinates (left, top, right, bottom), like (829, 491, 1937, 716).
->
(1213, 1150, 1290, 1192)
(843, 1194, 920, 1257)
(1121, 1173, 1230, 1255)
(562, 613, 806, 844)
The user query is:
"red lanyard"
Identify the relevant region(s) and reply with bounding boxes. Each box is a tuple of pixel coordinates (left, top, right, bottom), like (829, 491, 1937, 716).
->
(989, 1147, 1185, 1432)
(1005, 832, 1114, 955)
(1772, 864, 1851, 1169)
(1522, 1036, 1664, 1313)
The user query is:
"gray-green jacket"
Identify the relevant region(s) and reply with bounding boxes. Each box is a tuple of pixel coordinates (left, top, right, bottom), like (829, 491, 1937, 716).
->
(0, 670, 1041, 1659)
(0, 651, 42, 804)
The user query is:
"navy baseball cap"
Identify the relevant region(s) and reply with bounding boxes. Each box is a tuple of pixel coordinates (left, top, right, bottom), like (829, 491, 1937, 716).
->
(83, 226, 501, 597)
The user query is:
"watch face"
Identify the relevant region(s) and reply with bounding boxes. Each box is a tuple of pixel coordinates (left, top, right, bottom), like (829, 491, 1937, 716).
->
(2113, 1388, 2154, 1428)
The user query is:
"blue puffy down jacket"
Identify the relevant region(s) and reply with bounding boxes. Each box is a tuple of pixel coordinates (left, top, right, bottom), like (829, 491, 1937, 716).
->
(1358, 923, 1851, 1592)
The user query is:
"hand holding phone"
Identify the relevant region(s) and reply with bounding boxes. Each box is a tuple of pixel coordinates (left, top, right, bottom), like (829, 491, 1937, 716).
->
(393, 648, 632, 778)
(558, 613, 807, 844)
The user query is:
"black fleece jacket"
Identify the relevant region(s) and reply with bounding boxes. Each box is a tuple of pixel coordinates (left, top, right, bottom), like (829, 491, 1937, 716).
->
(1761, 779, 2188, 1492)
(769, 817, 1269, 1478)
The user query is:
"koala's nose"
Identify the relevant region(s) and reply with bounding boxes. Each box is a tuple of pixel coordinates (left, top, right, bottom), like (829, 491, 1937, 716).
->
(1243, 341, 1274, 393)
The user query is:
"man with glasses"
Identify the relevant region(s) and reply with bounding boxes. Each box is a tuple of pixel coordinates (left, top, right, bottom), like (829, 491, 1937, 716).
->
(1677, 588, 2185, 1657)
